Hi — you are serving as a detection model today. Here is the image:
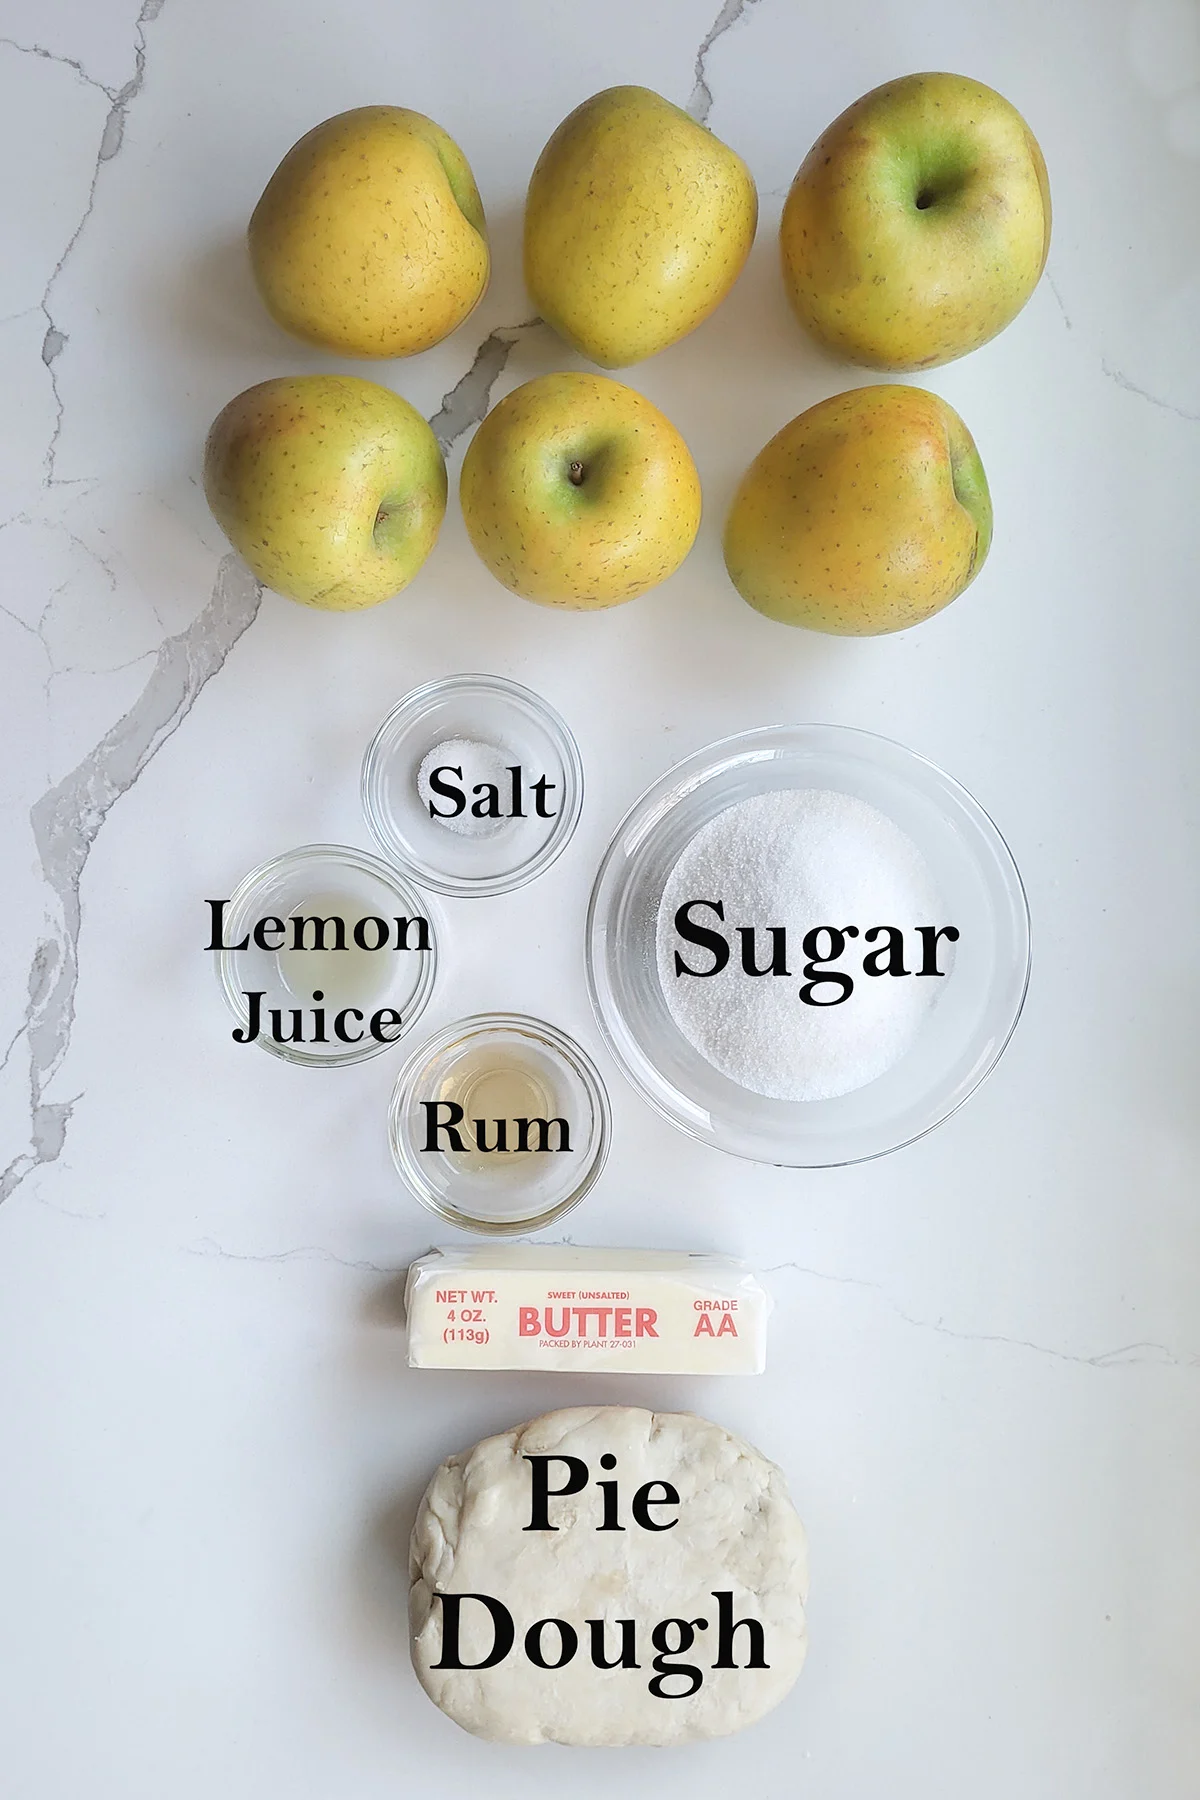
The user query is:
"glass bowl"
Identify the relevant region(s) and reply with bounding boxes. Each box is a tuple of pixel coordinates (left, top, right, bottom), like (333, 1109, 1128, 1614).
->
(388, 1012, 611, 1234)
(361, 674, 584, 897)
(216, 844, 438, 1067)
(586, 724, 1030, 1167)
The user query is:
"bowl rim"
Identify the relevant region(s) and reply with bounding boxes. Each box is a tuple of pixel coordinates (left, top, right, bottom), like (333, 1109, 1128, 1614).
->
(215, 841, 440, 1068)
(585, 721, 1032, 1168)
(360, 672, 585, 898)
(387, 1009, 612, 1234)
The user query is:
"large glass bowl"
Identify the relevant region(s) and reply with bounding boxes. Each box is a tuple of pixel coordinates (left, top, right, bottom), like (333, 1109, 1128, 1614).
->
(586, 724, 1030, 1167)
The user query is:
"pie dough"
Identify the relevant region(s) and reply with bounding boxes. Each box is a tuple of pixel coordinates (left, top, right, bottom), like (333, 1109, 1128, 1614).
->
(409, 1405, 808, 1745)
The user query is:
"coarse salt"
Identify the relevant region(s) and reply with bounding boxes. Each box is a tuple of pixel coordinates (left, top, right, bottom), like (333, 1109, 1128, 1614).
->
(417, 735, 513, 837)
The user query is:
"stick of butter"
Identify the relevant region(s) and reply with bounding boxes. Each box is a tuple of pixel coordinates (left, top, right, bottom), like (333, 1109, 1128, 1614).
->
(404, 1247, 771, 1374)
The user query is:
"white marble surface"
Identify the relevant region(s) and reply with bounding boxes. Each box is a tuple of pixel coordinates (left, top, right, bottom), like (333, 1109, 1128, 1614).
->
(0, 0, 1197, 1791)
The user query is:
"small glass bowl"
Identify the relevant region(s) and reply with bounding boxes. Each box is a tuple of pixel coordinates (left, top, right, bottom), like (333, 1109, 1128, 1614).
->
(216, 844, 438, 1067)
(388, 1013, 611, 1234)
(586, 724, 1031, 1167)
(361, 674, 584, 897)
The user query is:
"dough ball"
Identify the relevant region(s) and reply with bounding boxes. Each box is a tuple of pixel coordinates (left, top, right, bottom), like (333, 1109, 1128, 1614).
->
(409, 1405, 808, 1745)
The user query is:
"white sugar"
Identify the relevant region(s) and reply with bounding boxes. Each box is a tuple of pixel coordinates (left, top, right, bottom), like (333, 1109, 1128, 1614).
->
(656, 788, 946, 1102)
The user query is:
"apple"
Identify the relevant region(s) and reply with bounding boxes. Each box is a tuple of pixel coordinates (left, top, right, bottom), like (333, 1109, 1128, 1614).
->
(525, 86, 757, 368)
(723, 384, 992, 635)
(203, 375, 447, 610)
(248, 106, 489, 358)
(459, 371, 702, 608)
(780, 72, 1051, 370)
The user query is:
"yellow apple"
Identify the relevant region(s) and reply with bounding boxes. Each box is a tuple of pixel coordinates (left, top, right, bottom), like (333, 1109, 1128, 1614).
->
(203, 375, 447, 610)
(248, 106, 489, 358)
(723, 384, 992, 634)
(524, 86, 757, 368)
(459, 371, 701, 608)
(781, 72, 1051, 370)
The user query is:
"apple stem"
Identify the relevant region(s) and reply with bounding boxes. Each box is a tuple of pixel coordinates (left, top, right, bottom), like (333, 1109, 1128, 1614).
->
(568, 460, 586, 486)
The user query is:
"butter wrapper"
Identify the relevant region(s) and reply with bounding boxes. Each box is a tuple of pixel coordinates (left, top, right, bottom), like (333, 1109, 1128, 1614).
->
(404, 1247, 771, 1374)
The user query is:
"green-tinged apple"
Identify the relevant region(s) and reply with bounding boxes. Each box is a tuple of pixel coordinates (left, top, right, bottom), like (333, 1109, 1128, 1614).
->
(203, 375, 446, 610)
(459, 371, 702, 608)
(781, 72, 1051, 370)
(724, 384, 992, 635)
(249, 106, 489, 358)
(525, 86, 757, 368)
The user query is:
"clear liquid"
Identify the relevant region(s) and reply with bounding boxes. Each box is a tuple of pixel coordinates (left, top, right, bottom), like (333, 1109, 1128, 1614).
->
(437, 1050, 560, 1171)
(275, 891, 392, 1006)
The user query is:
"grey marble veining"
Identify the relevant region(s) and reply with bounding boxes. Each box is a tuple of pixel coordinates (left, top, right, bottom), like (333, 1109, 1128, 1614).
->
(0, 3, 1197, 1791)
(0, 0, 767, 1203)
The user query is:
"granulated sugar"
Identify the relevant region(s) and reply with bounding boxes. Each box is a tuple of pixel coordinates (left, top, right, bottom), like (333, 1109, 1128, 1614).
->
(655, 788, 947, 1102)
